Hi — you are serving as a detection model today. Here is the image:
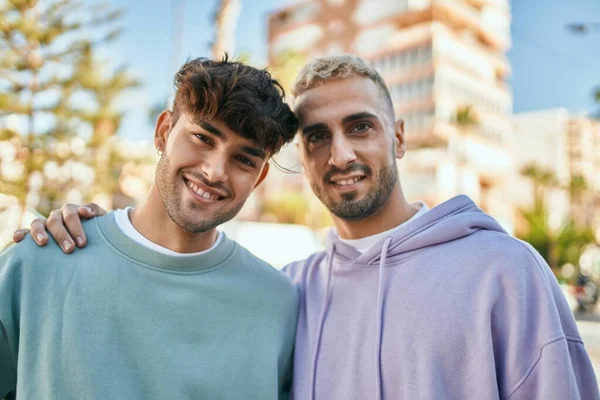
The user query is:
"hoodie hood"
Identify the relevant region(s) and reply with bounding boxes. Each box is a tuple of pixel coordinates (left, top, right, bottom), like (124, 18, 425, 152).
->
(325, 195, 507, 266)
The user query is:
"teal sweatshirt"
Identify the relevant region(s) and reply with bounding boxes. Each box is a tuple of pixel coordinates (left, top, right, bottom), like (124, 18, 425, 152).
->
(0, 213, 298, 399)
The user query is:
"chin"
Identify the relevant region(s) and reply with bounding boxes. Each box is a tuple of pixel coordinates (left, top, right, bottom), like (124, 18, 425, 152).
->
(178, 217, 218, 234)
(336, 189, 366, 201)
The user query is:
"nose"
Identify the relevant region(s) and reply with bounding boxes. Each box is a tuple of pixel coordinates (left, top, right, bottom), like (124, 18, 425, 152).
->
(329, 134, 356, 169)
(203, 152, 228, 183)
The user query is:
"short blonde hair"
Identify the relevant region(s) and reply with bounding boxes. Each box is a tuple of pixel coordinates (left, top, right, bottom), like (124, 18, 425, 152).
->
(292, 54, 394, 116)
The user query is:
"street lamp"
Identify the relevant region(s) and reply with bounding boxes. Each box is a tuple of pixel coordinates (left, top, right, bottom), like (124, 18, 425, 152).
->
(566, 22, 600, 35)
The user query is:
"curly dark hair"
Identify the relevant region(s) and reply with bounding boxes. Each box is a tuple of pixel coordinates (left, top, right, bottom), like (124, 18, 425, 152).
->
(172, 55, 298, 155)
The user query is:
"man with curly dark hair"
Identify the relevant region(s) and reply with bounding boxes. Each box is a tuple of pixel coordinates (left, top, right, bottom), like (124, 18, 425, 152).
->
(0, 56, 299, 399)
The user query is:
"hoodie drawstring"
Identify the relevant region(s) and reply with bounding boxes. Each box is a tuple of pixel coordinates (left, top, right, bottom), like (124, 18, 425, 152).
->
(309, 244, 335, 400)
(375, 237, 392, 400)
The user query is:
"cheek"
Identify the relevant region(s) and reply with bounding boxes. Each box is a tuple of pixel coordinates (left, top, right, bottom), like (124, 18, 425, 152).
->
(230, 174, 258, 197)
(359, 139, 393, 163)
(303, 164, 323, 188)
(170, 140, 196, 163)
(301, 145, 328, 170)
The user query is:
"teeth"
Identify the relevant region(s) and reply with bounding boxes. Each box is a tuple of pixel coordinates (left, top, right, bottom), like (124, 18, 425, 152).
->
(186, 180, 220, 200)
(335, 177, 362, 186)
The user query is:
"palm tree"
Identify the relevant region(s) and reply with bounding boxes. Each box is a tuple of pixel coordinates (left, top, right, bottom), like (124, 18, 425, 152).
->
(454, 105, 479, 128)
(0, 0, 127, 222)
(569, 175, 587, 200)
(567, 174, 597, 229)
(519, 163, 561, 269)
(521, 163, 559, 203)
(73, 44, 141, 209)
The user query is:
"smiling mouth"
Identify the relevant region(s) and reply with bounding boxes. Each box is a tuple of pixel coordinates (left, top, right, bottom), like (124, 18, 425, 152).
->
(330, 175, 366, 186)
(184, 178, 224, 201)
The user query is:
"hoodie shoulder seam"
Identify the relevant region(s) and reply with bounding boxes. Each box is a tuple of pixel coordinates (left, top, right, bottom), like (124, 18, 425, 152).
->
(503, 334, 567, 400)
(565, 335, 584, 344)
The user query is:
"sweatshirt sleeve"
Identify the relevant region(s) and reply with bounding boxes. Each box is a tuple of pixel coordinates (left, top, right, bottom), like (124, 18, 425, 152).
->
(505, 337, 599, 400)
(494, 241, 599, 400)
(0, 243, 19, 398)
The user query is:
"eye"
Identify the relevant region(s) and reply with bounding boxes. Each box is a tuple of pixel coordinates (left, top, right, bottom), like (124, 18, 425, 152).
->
(307, 132, 328, 143)
(352, 122, 372, 133)
(237, 155, 255, 168)
(194, 133, 213, 146)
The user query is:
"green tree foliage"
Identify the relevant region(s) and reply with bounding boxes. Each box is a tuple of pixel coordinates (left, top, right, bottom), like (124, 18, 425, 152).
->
(454, 104, 478, 128)
(0, 0, 140, 221)
(269, 49, 307, 97)
(518, 163, 596, 277)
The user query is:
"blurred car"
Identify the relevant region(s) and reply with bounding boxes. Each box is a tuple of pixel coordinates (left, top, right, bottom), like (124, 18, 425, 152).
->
(572, 274, 599, 312)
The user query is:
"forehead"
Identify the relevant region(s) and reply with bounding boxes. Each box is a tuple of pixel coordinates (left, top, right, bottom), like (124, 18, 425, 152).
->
(179, 113, 261, 148)
(294, 77, 388, 127)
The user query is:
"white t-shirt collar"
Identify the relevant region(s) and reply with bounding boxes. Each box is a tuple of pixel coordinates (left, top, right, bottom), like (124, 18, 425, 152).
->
(337, 202, 429, 254)
(113, 207, 223, 257)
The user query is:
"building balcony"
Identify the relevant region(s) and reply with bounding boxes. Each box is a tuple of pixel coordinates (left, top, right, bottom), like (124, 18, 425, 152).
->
(432, 0, 510, 50)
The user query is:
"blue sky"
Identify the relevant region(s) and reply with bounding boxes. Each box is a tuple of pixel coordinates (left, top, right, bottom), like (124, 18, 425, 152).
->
(104, 0, 600, 141)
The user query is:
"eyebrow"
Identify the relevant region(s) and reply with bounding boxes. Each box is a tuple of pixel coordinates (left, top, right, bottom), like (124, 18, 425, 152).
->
(342, 112, 379, 125)
(300, 112, 380, 136)
(301, 122, 329, 137)
(199, 122, 226, 141)
(241, 146, 267, 160)
(198, 120, 267, 159)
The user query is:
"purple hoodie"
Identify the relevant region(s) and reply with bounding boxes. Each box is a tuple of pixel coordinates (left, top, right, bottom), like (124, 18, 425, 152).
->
(284, 196, 599, 400)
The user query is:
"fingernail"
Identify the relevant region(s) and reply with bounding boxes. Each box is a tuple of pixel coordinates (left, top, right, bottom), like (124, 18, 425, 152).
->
(76, 236, 84, 247)
(85, 207, 94, 214)
(63, 240, 72, 251)
(36, 233, 46, 243)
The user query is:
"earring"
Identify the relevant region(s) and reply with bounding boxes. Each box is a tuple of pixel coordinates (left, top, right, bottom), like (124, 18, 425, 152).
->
(157, 149, 163, 156)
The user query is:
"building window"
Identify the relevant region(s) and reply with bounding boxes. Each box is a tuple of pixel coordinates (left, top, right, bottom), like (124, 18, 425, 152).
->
(370, 43, 433, 76)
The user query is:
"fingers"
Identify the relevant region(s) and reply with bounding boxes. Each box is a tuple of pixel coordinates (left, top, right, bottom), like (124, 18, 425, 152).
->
(47, 209, 76, 253)
(12, 228, 32, 244)
(77, 203, 107, 219)
(60, 204, 90, 249)
(18, 202, 106, 253)
(29, 218, 50, 246)
(71, 203, 107, 248)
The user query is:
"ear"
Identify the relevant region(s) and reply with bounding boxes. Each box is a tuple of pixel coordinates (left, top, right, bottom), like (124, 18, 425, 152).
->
(254, 162, 270, 189)
(394, 119, 406, 159)
(154, 110, 173, 152)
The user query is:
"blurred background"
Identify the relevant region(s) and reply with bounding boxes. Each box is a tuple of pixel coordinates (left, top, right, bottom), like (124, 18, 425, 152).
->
(1, 0, 599, 377)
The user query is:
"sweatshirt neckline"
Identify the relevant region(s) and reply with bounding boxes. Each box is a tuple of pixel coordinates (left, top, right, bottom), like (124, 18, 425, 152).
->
(96, 212, 236, 273)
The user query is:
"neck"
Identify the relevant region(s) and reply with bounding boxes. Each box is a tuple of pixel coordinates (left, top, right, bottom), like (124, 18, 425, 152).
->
(333, 183, 417, 240)
(130, 185, 218, 253)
